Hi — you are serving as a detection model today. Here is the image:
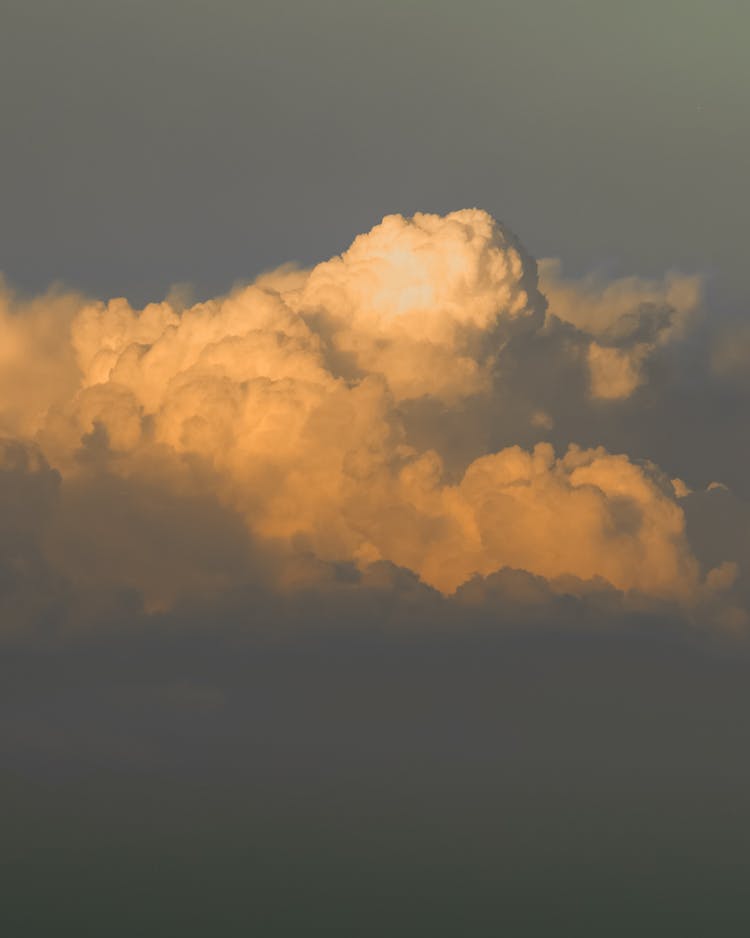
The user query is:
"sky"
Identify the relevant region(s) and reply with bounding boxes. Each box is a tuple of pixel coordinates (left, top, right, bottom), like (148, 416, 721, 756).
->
(3, 1, 749, 308)
(2, 3, 750, 935)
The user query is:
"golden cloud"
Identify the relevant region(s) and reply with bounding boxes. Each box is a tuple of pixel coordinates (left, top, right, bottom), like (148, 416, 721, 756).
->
(0, 210, 735, 614)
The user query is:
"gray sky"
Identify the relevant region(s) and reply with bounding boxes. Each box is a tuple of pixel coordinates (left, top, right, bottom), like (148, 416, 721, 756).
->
(4, 7, 750, 933)
(2, 0, 748, 309)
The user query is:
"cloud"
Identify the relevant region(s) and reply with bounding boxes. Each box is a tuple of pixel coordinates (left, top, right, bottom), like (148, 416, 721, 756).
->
(289, 209, 545, 402)
(0, 209, 743, 630)
(0, 278, 84, 438)
(538, 259, 702, 400)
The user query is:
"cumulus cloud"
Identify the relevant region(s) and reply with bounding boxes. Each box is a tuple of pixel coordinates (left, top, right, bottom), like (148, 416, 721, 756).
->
(0, 278, 84, 437)
(0, 209, 742, 628)
(289, 209, 544, 402)
(538, 259, 702, 400)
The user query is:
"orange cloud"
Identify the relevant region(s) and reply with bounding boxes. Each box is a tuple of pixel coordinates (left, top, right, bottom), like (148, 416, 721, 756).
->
(0, 211, 735, 613)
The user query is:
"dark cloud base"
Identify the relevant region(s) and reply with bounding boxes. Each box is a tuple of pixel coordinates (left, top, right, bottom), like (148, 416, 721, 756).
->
(4, 609, 750, 936)
(5, 784, 749, 937)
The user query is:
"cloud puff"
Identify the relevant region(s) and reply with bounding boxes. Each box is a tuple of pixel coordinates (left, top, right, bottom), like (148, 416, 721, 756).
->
(289, 209, 545, 402)
(0, 209, 741, 625)
(539, 260, 702, 399)
(0, 278, 84, 438)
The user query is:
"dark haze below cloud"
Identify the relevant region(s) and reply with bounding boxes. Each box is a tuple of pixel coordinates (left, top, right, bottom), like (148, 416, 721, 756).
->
(4, 614, 750, 936)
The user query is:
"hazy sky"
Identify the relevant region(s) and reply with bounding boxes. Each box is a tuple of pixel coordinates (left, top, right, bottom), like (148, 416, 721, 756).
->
(2, 0, 749, 310)
(3, 5, 750, 935)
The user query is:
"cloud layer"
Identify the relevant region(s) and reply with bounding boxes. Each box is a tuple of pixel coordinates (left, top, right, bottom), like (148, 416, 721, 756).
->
(0, 209, 745, 630)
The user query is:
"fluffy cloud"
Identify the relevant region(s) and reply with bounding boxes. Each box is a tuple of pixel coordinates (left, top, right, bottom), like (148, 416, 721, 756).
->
(289, 209, 544, 401)
(0, 278, 84, 438)
(539, 260, 702, 399)
(0, 210, 741, 625)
